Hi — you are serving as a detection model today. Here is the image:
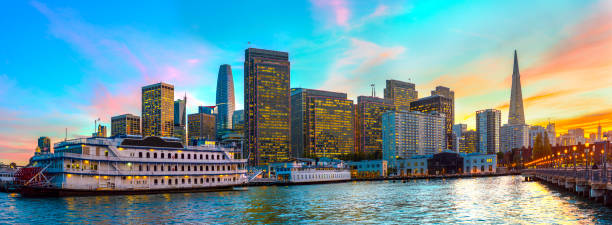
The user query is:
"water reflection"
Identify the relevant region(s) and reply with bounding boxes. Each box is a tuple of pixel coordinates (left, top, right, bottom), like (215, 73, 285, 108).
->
(1, 176, 612, 224)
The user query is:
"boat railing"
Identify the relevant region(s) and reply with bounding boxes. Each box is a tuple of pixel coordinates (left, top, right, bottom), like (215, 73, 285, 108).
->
(32, 152, 248, 164)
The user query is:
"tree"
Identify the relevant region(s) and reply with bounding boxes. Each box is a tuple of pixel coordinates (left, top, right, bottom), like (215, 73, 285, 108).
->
(533, 133, 543, 159)
(543, 132, 552, 157)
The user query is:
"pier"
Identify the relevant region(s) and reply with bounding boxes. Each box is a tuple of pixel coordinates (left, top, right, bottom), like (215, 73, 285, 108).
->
(525, 168, 612, 205)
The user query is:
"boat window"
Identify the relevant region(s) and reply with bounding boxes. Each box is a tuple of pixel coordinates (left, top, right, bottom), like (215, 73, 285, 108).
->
(200, 178, 203, 183)
(154, 179, 158, 185)
(206, 154, 209, 160)
(181, 166, 184, 171)
(188, 154, 191, 160)
(181, 154, 184, 159)
(200, 154, 203, 160)
(182, 179, 185, 184)
(154, 153, 157, 158)
(139, 152, 142, 158)
(200, 165, 203, 171)
(147, 152, 150, 158)
(169, 179, 172, 185)
(160, 153, 164, 159)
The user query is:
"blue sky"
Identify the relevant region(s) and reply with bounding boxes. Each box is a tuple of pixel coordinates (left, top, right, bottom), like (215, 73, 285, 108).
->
(1, 0, 612, 164)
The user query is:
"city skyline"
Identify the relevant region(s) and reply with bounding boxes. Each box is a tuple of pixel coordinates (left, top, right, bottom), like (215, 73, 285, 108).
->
(1, 0, 612, 164)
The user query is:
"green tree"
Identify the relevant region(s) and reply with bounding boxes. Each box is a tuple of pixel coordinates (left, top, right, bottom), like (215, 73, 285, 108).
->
(533, 133, 543, 159)
(543, 132, 552, 157)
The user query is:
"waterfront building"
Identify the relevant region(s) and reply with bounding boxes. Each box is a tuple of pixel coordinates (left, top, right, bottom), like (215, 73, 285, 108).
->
(463, 153, 497, 174)
(453, 124, 467, 152)
(174, 96, 187, 144)
(216, 64, 235, 138)
(232, 109, 244, 130)
(476, 109, 501, 154)
(18, 136, 247, 196)
(36, 136, 51, 155)
(356, 96, 393, 155)
(501, 124, 529, 152)
(428, 151, 464, 175)
(459, 130, 478, 154)
(382, 110, 445, 162)
(142, 83, 174, 137)
(410, 95, 453, 149)
(93, 125, 108, 137)
(508, 50, 526, 125)
(188, 112, 216, 144)
(391, 156, 429, 176)
(244, 48, 291, 166)
(347, 160, 388, 178)
(384, 79, 418, 110)
(111, 114, 141, 136)
(291, 88, 354, 159)
(198, 106, 216, 115)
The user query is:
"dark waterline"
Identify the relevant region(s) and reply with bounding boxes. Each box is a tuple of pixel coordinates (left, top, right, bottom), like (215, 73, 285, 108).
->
(2, 175, 612, 224)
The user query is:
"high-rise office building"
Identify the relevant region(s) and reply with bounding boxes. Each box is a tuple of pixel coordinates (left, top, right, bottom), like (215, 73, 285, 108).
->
(459, 130, 478, 154)
(501, 124, 529, 152)
(291, 88, 354, 159)
(546, 123, 556, 146)
(111, 114, 141, 136)
(188, 112, 216, 144)
(173, 96, 187, 144)
(356, 96, 393, 155)
(216, 64, 235, 136)
(93, 125, 107, 137)
(384, 79, 418, 110)
(232, 109, 245, 130)
(198, 106, 216, 115)
(529, 125, 547, 147)
(410, 95, 453, 149)
(452, 124, 467, 152)
(476, 109, 501, 154)
(142, 82, 174, 137)
(37, 136, 51, 155)
(382, 110, 445, 162)
(508, 50, 525, 125)
(244, 48, 291, 166)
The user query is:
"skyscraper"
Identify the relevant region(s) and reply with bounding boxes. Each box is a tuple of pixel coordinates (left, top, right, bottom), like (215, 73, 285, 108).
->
(188, 112, 216, 144)
(459, 130, 478, 154)
(232, 109, 245, 130)
(174, 95, 187, 143)
(216, 64, 235, 137)
(476, 109, 501, 154)
(291, 88, 354, 159)
(37, 136, 51, 155)
(452, 124, 467, 152)
(546, 123, 556, 146)
(501, 123, 529, 152)
(111, 114, 141, 136)
(382, 110, 445, 161)
(357, 96, 393, 155)
(244, 48, 291, 166)
(508, 50, 525, 125)
(93, 125, 107, 137)
(142, 82, 174, 137)
(384, 79, 418, 110)
(410, 95, 453, 149)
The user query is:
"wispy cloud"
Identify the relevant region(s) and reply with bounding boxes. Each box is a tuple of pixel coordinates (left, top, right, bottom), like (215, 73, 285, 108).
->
(310, 0, 350, 27)
(320, 38, 405, 98)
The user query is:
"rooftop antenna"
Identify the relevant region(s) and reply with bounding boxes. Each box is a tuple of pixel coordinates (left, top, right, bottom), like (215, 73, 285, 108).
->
(371, 84, 375, 97)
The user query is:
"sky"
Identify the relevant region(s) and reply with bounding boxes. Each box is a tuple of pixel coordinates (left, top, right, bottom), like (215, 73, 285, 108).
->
(1, 0, 611, 164)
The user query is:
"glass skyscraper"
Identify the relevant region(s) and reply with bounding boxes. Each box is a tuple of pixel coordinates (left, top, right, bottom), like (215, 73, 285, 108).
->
(244, 48, 291, 166)
(142, 82, 174, 137)
(291, 88, 354, 159)
(356, 96, 393, 155)
(111, 114, 141, 136)
(215, 64, 235, 138)
(384, 79, 418, 111)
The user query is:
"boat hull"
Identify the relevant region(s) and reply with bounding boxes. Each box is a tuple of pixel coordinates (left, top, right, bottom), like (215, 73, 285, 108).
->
(17, 185, 239, 197)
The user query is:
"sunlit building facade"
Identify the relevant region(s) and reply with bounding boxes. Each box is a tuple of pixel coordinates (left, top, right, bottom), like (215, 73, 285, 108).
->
(244, 48, 291, 166)
(142, 82, 174, 137)
(384, 79, 418, 111)
(459, 130, 478, 154)
(452, 124, 467, 152)
(476, 109, 501, 154)
(232, 109, 245, 130)
(500, 124, 529, 152)
(410, 95, 453, 149)
(291, 88, 354, 159)
(111, 114, 141, 136)
(188, 112, 216, 144)
(356, 96, 393, 154)
(382, 110, 445, 162)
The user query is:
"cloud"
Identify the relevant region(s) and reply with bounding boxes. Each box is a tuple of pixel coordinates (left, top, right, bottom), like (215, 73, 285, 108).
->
(320, 38, 405, 98)
(552, 109, 612, 134)
(310, 0, 350, 27)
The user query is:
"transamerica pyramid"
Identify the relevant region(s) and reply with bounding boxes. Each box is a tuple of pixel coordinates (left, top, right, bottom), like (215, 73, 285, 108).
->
(508, 50, 525, 125)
